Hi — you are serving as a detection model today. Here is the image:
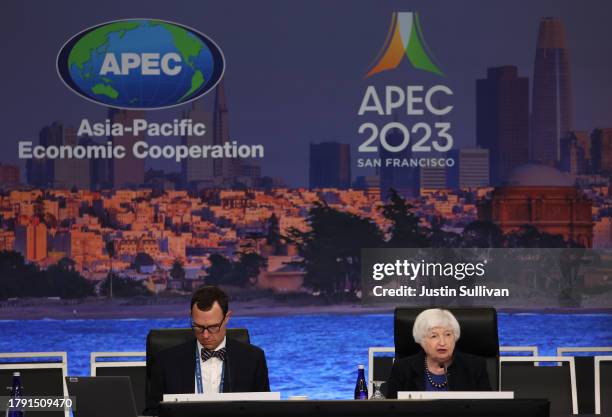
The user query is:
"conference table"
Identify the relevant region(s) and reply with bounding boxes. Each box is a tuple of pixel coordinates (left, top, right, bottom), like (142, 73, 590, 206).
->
(158, 399, 552, 417)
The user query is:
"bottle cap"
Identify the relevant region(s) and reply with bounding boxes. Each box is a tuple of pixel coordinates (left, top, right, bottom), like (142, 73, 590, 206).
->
(13, 372, 20, 377)
(358, 364, 364, 369)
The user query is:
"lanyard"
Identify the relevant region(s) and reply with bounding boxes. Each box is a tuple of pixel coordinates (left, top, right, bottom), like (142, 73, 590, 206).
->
(195, 346, 225, 393)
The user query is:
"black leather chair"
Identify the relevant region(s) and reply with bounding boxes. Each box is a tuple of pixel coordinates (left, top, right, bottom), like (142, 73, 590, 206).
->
(394, 307, 499, 390)
(145, 328, 250, 406)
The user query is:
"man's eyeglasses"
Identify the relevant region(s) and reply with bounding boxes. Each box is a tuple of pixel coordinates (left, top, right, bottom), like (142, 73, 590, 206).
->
(191, 315, 226, 334)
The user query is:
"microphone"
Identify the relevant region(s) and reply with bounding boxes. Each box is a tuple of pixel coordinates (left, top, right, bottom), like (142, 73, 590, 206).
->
(439, 362, 450, 391)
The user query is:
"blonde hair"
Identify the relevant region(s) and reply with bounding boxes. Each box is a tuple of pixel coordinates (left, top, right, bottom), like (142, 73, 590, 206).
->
(412, 308, 460, 345)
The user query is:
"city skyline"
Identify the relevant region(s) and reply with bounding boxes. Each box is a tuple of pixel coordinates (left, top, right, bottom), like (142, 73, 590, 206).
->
(1, 1, 611, 187)
(1, 174, 608, 280)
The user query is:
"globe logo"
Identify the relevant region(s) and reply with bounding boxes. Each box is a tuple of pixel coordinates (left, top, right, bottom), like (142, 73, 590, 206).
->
(57, 19, 224, 110)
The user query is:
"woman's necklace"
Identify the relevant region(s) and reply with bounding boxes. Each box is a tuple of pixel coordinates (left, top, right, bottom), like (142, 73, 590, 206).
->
(424, 357, 447, 388)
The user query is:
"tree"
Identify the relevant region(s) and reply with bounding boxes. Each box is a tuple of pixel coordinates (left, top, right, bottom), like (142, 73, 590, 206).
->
(44, 264, 95, 298)
(462, 220, 504, 248)
(266, 214, 282, 249)
(506, 224, 566, 248)
(0, 251, 39, 300)
(287, 203, 384, 294)
(57, 257, 76, 271)
(427, 215, 461, 248)
(170, 259, 186, 280)
(0, 251, 94, 299)
(504, 224, 573, 297)
(231, 252, 267, 286)
(99, 274, 149, 297)
(206, 254, 232, 285)
(381, 189, 429, 247)
(429, 227, 462, 248)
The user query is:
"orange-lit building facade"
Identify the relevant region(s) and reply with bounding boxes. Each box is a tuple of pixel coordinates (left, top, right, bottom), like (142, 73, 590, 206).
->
(478, 164, 593, 247)
(15, 218, 48, 261)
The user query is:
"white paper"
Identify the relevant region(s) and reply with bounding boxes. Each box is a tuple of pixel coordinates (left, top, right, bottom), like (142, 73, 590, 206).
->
(398, 391, 514, 400)
(163, 392, 281, 402)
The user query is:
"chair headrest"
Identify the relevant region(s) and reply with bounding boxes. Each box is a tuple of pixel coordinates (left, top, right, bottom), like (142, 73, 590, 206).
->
(146, 328, 250, 373)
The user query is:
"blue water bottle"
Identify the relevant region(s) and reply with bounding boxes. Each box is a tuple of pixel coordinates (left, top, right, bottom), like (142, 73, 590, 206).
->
(354, 364, 368, 400)
(7, 372, 24, 417)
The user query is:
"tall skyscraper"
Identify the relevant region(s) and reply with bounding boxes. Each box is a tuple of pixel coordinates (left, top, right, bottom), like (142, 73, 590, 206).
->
(27, 121, 63, 187)
(109, 109, 145, 188)
(379, 126, 418, 200)
(476, 66, 529, 185)
(211, 79, 243, 180)
(54, 127, 91, 189)
(309, 142, 351, 189)
(212, 80, 229, 178)
(182, 100, 214, 186)
(531, 17, 573, 165)
(40, 122, 63, 184)
(80, 136, 111, 190)
(26, 159, 45, 188)
(591, 128, 612, 175)
(448, 148, 489, 189)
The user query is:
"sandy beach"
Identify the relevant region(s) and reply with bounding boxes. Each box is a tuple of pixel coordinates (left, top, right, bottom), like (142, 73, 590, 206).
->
(0, 296, 610, 320)
(0, 297, 396, 320)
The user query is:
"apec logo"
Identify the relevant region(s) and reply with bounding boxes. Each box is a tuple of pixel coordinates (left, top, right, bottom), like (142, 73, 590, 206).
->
(356, 12, 454, 169)
(366, 12, 444, 78)
(57, 19, 225, 110)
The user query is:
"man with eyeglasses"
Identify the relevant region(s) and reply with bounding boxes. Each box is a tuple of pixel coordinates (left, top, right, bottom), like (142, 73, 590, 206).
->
(144, 285, 270, 415)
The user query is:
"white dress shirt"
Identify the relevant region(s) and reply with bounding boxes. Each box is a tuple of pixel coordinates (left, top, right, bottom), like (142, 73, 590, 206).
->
(195, 337, 226, 394)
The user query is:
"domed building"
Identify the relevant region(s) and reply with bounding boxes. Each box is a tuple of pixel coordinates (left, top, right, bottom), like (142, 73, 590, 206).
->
(478, 164, 593, 247)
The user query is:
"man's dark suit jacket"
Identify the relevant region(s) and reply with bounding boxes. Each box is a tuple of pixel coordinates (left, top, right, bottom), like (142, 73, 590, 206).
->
(144, 337, 270, 415)
(384, 350, 491, 399)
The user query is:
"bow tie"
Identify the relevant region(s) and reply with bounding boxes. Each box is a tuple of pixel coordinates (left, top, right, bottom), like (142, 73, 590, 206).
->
(201, 347, 227, 362)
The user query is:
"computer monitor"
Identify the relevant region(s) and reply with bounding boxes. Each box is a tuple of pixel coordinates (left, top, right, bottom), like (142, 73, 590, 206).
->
(0, 361, 66, 417)
(66, 376, 138, 417)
